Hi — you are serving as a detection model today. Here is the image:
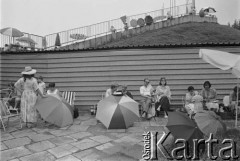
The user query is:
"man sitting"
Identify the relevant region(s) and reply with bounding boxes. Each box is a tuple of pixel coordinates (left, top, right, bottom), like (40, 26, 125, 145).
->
(140, 78, 155, 118)
(122, 84, 133, 99)
(105, 82, 119, 98)
(6, 82, 21, 111)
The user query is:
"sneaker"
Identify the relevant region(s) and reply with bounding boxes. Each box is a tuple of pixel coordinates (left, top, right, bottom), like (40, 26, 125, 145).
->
(164, 115, 168, 118)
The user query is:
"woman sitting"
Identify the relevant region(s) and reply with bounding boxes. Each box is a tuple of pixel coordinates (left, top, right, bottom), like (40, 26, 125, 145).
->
(47, 82, 74, 117)
(184, 86, 198, 115)
(155, 77, 171, 118)
(229, 86, 240, 112)
(200, 81, 219, 111)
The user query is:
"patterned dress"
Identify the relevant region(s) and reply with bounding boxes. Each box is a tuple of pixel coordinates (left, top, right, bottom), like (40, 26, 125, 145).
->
(15, 77, 39, 123)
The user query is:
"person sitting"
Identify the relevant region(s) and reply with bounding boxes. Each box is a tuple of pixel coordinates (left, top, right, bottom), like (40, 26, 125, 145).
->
(200, 81, 219, 111)
(47, 82, 74, 117)
(105, 82, 119, 98)
(191, 95, 204, 114)
(184, 86, 198, 116)
(122, 84, 133, 99)
(5, 82, 21, 111)
(140, 78, 155, 119)
(229, 86, 240, 112)
(47, 83, 62, 100)
(155, 77, 171, 118)
(3, 44, 10, 52)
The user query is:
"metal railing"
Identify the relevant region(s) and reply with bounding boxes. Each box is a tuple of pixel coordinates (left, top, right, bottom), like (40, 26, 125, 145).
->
(0, 2, 192, 50)
(45, 2, 193, 49)
(0, 33, 44, 49)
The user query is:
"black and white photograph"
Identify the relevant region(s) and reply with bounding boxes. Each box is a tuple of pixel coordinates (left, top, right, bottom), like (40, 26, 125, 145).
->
(0, 0, 240, 160)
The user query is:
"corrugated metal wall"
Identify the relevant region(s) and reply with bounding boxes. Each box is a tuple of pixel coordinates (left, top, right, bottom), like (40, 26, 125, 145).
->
(1, 47, 240, 110)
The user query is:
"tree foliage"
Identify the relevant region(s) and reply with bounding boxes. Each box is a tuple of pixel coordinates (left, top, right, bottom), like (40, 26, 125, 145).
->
(231, 19, 240, 30)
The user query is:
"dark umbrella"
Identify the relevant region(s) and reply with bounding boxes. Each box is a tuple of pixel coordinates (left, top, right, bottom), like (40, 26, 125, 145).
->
(166, 112, 203, 142)
(194, 110, 226, 137)
(55, 33, 61, 47)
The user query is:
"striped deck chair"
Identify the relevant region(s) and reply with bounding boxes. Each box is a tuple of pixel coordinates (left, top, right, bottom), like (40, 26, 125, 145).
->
(62, 91, 76, 106)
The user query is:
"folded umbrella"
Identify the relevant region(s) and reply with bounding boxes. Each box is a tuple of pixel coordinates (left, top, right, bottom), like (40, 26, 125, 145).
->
(96, 95, 139, 129)
(194, 110, 226, 137)
(35, 95, 73, 127)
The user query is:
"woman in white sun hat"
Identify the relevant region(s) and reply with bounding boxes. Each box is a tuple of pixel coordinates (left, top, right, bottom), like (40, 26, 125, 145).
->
(15, 66, 47, 128)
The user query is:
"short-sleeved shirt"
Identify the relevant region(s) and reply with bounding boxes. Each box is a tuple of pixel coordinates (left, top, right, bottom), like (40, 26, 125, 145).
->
(140, 84, 153, 97)
(15, 77, 38, 93)
(38, 82, 46, 94)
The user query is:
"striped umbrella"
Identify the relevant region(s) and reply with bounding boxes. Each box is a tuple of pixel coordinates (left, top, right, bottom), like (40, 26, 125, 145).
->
(96, 95, 139, 129)
(0, 27, 24, 37)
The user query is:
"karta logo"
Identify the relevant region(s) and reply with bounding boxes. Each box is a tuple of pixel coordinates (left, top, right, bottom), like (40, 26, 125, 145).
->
(142, 131, 239, 160)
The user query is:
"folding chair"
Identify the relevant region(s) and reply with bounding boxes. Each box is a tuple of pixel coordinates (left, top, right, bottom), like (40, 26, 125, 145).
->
(62, 91, 76, 106)
(0, 98, 22, 131)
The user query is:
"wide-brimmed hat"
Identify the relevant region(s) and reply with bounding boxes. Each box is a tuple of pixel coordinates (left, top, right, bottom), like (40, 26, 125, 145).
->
(21, 66, 37, 75)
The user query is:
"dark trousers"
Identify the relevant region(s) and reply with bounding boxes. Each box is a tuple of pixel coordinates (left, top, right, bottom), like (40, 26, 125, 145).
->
(155, 96, 170, 116)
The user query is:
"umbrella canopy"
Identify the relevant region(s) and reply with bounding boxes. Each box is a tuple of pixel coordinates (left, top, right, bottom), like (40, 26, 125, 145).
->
(0, 27, 24, 37)
(35, 95, 73, 127)
(199, 49, 240, 127)
(194, 110, 226, 137)
(202, 7, 216, 13)
(166, 112, 203, 142)
(199, 49, 240, 77)
(55, 33, 61, 47)
(16, 37, 37, 44)
(96, 95, 139, 129)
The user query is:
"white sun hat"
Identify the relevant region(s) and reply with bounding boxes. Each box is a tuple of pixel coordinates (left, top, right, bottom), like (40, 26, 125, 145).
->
(21, 66, 37, 75)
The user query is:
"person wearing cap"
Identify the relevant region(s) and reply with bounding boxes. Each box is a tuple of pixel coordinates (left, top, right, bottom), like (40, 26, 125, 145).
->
(37, 76, 46, 95)
(105, 82, 119, 98)
(15, 66, 47, 128)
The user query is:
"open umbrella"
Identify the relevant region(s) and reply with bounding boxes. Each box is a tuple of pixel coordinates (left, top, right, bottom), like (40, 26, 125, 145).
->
(16, 37, 37, 45)
(0, 27, 24, 37)
(202, 7, 216, 13)
(194, 110, 226, 137)
(199, 49, 240, 127)
(96, 95, 139, 129)
(35, 95, 73, 127)
(166, 112, 203, 142)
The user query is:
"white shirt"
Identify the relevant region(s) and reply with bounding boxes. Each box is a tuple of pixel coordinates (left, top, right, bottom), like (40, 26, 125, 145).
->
(140, 84, 153, 97)
(105, 88, 112, 98)
(38, 82, 46, 94)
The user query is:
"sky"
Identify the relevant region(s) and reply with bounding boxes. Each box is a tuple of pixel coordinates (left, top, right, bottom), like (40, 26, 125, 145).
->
(1, 0, 239, 36)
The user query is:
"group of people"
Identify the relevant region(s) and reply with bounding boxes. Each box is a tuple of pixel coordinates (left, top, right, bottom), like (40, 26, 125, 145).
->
(3, 43, 35, 52)
(4, 66, 74, 128)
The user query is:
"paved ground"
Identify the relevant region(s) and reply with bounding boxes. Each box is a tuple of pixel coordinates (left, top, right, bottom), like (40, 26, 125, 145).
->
(0, 112, 169, 161)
